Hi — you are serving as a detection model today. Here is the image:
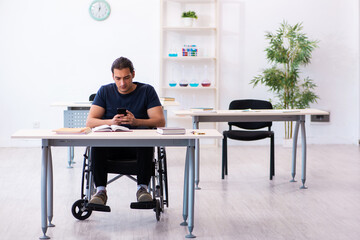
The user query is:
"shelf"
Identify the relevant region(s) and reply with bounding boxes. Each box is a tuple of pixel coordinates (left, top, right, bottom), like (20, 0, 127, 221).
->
(163, 86, 216, 90)
(163, 26, 216, 31)
(164, 0, 215, 3)
(164, 56, 216, 61)
(160, 0, 219, 119)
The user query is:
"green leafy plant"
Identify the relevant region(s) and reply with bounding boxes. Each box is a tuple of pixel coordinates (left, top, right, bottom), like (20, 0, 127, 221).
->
(251, 21, 319, 139)
(181, 11, 198, 19)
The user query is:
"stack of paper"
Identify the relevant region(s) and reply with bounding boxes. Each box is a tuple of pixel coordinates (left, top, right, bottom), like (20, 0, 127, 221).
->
(53, 127, 91, 134)
(190, 107, 213, 111)
(160, 97, 175, 101)
(190, 107, 216, 113)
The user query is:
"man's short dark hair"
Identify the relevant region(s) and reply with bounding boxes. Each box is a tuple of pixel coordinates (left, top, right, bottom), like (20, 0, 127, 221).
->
(111, 57, 134, 74)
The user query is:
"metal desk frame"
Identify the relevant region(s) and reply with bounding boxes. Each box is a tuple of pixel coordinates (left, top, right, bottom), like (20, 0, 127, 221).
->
(192, 114, 306, 189)
(12, 129, 222, 239)
(177, 109, 329, 190)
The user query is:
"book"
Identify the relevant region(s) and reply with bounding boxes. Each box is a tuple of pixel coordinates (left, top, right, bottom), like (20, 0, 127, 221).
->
(190, 107, 213, 111)
(92, 125, 131, 132)
(160, 97, 175, 101)
(190, 107, 216, 113)
(156, 127, 186, 135)
(53, 127, 91, 134)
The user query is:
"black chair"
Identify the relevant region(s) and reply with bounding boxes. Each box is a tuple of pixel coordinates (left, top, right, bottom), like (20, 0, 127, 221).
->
(222, 99, 275, 180)
(89, 94, 96, 101)
(71, 146, 169, 221)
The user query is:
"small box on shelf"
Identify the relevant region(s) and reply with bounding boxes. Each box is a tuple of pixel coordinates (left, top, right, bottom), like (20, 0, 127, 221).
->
(182, 45, 198, 57)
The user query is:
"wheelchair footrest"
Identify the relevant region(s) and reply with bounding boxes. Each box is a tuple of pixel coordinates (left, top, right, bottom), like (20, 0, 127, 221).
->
(130, 200, 156, 209)
(87, 203, 111, 212)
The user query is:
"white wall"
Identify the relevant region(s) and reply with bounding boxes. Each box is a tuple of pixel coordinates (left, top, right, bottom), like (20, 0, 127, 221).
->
(219, 0, 359, 145)
(1, 0, 359, 147)
(1, 0, 160, 146)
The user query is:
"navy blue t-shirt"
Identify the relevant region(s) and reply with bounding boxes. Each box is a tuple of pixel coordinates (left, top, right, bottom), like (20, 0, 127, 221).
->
(92, 82, 161, 128)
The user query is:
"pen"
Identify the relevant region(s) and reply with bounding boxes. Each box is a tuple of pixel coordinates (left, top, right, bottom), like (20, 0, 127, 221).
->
(191, 131, 205, 135)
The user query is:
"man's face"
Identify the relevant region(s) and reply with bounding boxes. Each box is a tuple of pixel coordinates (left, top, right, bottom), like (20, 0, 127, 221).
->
(112, 68, 135, 94)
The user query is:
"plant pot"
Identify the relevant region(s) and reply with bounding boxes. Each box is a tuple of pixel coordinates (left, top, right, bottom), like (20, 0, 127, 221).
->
(283, 138, 301, 148)
(283, 138, 293, 148)
(182, 17, 194, 27)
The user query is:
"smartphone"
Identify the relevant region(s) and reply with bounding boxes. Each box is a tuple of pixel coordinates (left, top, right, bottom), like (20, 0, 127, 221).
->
(117, 108, 127, 116)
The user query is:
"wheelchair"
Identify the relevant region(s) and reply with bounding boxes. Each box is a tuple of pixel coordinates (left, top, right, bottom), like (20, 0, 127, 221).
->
(71, 146, 169, 221)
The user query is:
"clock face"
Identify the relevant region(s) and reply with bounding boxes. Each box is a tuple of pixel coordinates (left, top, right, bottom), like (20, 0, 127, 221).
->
(89, 0, 111, 21)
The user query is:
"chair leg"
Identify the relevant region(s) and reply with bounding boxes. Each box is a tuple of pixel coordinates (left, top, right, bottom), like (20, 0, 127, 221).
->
(270, 135, 275, 180)
(225, 144, 228, 176)
(222, 136, 227, 179)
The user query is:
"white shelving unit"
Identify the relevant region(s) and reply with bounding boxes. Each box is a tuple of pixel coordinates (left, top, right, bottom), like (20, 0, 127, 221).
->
(160, 0, 219, 129)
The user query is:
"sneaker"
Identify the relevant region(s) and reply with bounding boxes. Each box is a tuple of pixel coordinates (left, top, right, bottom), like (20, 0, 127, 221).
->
(136, 187, 152, 202)
(89, 190, 108, 205)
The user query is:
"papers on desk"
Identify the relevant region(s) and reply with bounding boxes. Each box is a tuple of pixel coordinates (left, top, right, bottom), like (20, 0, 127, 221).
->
(282, 110, 301, 113)
(190, 107, 216, 113)
(240, 109, 301, 113)
(160, 97, 175, 101)
(241, 109, 260, 112)
(157, 127, 186, 135)
(263, 109, 301, 113)
(53, 127, 91, 134)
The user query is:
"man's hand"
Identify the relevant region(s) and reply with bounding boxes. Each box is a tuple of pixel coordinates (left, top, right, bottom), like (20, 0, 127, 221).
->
(112, 110, 136, 125)
(106, 106, 165, 128)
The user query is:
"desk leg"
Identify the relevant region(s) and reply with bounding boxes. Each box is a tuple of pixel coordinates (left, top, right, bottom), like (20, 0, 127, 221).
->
(300, 117, 308, 189)
(186, 144, 196, 239)
(164, 109, 168, 127)
(67, 147, 74, 168)
(290, 121, 300, 182)
(47, 148, 55, 227)
(193, 120, 201, 190)
(40, 146, 50, 239)
(195, 139, 200, 190)
(181, 148, 189, 226)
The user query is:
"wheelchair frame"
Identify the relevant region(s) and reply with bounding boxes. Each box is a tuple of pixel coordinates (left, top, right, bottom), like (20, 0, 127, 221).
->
(71, 146, 169, 221)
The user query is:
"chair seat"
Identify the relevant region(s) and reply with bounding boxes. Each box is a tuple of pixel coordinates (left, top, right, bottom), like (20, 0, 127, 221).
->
(106, 159, 138, 175)
(224, 130, 273, 141)
(106, 158, 156, 175)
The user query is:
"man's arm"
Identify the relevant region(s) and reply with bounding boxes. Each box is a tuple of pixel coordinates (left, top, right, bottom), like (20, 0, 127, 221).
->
(86, 105, 119, 128)
(121, 106, 165, 128)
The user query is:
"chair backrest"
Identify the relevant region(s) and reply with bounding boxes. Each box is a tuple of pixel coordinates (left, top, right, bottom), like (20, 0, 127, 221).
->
(228, 99, 273, 130)
(89, 94, 96, 101)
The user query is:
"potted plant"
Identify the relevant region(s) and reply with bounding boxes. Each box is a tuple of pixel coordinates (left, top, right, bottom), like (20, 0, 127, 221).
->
(251, 21, 319, 140)
(181, 10, 198, 27)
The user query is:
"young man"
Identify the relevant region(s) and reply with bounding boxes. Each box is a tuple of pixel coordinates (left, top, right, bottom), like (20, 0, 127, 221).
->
(86, 57, 165, 205)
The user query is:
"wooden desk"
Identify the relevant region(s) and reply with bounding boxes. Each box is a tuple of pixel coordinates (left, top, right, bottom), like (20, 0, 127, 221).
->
(11, 129, 222, 239)
(175, 109, 329, 189)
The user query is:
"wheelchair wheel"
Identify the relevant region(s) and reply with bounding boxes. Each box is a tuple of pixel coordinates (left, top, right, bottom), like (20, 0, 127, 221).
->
(155, 199, 161, 221)
(72, 199, 92, 220)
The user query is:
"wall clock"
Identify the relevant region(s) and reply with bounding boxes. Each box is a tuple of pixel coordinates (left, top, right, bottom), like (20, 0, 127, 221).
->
(89, 0, 111, 21)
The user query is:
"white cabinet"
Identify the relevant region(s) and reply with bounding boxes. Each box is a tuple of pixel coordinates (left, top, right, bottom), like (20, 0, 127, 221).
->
(160, 0, 219, 128)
